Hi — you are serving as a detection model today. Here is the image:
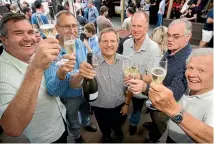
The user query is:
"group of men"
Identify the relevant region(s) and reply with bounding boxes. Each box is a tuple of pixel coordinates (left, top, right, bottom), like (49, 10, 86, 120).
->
(0, 6, 213, 144)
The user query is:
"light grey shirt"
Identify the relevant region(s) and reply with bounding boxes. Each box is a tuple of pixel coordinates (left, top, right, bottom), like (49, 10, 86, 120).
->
(90, 53, 129, 108)
(168, 89, 214, 143)
(122, 34, 161, 98)
(0, 50, 66, 142)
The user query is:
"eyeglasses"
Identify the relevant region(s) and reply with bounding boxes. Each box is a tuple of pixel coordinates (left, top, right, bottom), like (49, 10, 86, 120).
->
(58, 24, 78, 31)
(167, 33, 187, 41)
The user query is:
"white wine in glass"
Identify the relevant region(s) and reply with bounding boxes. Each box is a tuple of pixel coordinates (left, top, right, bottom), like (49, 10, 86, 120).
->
(40, 24, 57, 38)
(151, 67, 166, 84)
(64, 35, 76, 54)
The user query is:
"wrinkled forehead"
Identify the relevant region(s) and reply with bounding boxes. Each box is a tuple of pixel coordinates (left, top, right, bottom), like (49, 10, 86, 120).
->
(187, 55, 213, 69)
(58, 14, 77, 25)
(100, 32, 118, 41)
(168, 22, 186, 35)
(7, 20, 33, 32)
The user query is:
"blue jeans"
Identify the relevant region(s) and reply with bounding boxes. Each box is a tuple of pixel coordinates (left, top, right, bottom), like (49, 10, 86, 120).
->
(61, 96, 90, 139)
(129, 97, 145, 125)
(156, 13, 163, 27)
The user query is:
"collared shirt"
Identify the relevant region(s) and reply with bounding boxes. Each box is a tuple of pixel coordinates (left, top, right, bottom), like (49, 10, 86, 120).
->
(85, 35, 100, 54)
(168, 89, 214, 143)
(96, 16, 114, 33)
(163, 44, 192, 101)
(88, 6, 99, 23)
(90, 53, 129, 108)
(123, 34, 161, 99)
(0, 50, 66, 143)
(44, 39, 86, 98)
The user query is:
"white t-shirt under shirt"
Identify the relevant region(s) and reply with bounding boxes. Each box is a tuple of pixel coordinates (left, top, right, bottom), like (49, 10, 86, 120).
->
(0, 50, 66, 143)
(168, 89, 214, 143)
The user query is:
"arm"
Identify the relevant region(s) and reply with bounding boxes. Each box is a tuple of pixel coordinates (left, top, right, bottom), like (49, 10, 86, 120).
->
(44, 54, 76, 97)
(149, 83, 214, 143)
(122, 19, 128, 30)
(187, 14, 197, 21)
(0, 38, 60, 136)
(207, 17, 214, 23)
(0, 67, 44, 136)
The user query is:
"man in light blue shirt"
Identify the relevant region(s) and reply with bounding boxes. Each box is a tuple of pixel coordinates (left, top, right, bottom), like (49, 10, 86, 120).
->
(44, 10, 97, 143)
(87, 0, 99, 23)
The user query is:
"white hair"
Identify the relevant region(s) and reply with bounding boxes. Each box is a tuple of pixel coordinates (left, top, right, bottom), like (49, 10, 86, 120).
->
(169, 18, 192, 35)
(186, 48, 213, 64)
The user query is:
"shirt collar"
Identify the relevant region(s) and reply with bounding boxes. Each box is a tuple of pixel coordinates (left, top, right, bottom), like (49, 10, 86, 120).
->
(187, 89, 214, 100)
(165, 43, 192, 60)
(97, 53, 120, 65)
(130, 33, 149, 52)
(1, 50, 28, 71)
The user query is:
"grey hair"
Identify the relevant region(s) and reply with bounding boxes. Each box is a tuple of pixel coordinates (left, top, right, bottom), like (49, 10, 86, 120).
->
(169, 18, 192, 35)
(55, 10, 75, 25)
(186, 48, 213, 64)
(0, 12, 27, 37)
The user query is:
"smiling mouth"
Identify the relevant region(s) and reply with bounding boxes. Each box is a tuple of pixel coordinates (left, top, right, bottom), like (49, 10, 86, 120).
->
(189, 79, 200, 84)
(20, 44, 33, 47)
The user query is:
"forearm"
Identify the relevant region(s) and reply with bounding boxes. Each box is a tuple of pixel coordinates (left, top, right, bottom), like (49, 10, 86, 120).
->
(179, 112, 213, 143)
(125, 90, 133, 104)
(187, 15, 197, 21)
(207, 18, 214, 23)
(70, 73, 83, 88)
(0, 66, 43, 136)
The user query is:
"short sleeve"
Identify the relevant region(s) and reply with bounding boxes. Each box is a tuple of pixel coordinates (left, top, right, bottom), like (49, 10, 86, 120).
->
(0, 82, 17, 119)
(204, 102, 214, 127)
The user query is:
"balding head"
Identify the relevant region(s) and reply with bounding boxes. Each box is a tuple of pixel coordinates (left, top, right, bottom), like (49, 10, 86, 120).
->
(131, 11, 149, 27)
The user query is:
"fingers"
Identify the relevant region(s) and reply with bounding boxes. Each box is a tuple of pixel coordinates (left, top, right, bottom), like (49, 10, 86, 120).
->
(79, 62, 96, 79)
(150, 82, 164, 92)
(63, 54, 76, 60)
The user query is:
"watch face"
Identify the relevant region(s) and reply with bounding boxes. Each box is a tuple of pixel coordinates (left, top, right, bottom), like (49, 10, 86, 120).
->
(174, 115, 183, 123)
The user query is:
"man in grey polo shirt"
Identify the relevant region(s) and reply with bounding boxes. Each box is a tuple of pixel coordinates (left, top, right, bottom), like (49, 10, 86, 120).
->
(122, 11, 161, 135)
(72, 28, 131, 142)
(0, 13, 73, 143)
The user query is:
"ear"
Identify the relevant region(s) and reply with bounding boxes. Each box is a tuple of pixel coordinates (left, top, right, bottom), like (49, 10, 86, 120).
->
(0, 36, 8, 47)
(186, 33, 192, 43)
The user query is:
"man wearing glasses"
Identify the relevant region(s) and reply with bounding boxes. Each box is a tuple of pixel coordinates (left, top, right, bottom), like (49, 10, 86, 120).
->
(127, 18, 192, 142)
(44, 10, 97, 143)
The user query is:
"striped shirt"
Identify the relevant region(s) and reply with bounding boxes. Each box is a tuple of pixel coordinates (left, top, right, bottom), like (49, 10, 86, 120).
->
(44, 39, 86, 98)
(0, 50, 66, 143)
(163, 44, 192, 101)
(90, 53, 129, 108)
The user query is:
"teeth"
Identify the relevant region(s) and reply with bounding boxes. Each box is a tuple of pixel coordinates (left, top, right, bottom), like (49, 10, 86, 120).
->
(189, 80, 198, 83)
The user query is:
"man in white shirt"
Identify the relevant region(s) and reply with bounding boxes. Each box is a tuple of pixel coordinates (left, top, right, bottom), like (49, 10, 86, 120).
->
(148, 48, 213, 143)
(122, 7, 135, 32)
(157, 0, 165, 26)
(0, 12, 76, 143)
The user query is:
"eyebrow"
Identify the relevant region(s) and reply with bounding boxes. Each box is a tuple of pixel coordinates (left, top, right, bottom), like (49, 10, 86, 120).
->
(167, 33, 180, 36)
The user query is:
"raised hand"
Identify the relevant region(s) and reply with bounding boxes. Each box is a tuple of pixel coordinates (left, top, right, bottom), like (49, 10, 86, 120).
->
(79, 62, 96, 79)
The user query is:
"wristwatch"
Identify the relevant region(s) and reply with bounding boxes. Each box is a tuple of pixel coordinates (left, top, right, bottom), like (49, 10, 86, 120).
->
(171, 108, 185, 124)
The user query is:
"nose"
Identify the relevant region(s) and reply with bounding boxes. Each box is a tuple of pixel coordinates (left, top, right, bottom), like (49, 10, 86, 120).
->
(188, 69, 198, 77)
(23, 33, 32, 41)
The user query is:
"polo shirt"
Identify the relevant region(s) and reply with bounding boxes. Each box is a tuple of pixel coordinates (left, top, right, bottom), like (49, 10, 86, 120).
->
(0, 50, 66, 142)
(168, 89, 214, 143)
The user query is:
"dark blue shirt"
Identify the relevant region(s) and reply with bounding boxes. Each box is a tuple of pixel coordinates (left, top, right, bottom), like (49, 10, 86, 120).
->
(204, 8, 213, 31)
(163, 44, 192, 101)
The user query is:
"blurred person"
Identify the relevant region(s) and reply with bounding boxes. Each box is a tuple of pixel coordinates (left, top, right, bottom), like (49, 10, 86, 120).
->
(87, 0, 99, 23)
(0, 12, 68, 143)
(156, 0, 166, 26)
(141, 0, 151, 19)
(31, 0, 49, 38)
(148, 48, 213, 143)
(151, 26, 168, 55)
(199, 4, 213, 47)
(127, 18, 192, 142)
(74, 0, 82, 13)
(57, 4, 65, 13)
(22, 1, 29, 8)
(22, 7, 32, 23)
(96, 6, 114, 33)
(44, 10, 97, 143)
(122, 11, 161, 135)
(76, 9, 88, 29)
(34, 29, 43, 43)
(94, 0, 101, 13)
(180, 0, 198, 22)
(83, 23, 100, 54)
(73, 28, 131, 142)
(122, 7, 135, 32)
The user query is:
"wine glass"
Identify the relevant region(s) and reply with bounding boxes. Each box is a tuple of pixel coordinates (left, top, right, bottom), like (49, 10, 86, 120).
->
(146, 57, 168, 110)
(122, 58, 131, 87)
(129, 61, 139, 79)
(40, 24, 57, 38)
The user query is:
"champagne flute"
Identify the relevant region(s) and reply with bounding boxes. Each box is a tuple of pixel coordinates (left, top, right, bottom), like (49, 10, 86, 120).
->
(129, 61, 139, 79)
(146, 57, 168, 110)
(122, 58, 131, 87)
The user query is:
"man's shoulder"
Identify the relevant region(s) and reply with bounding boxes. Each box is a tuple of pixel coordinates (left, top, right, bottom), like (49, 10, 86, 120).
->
(145, 36, 160, 51)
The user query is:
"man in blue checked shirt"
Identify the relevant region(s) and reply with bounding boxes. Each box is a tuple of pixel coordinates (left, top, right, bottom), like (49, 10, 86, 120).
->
(87, 0, 99, 23)
(44, 10, 97, 143)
